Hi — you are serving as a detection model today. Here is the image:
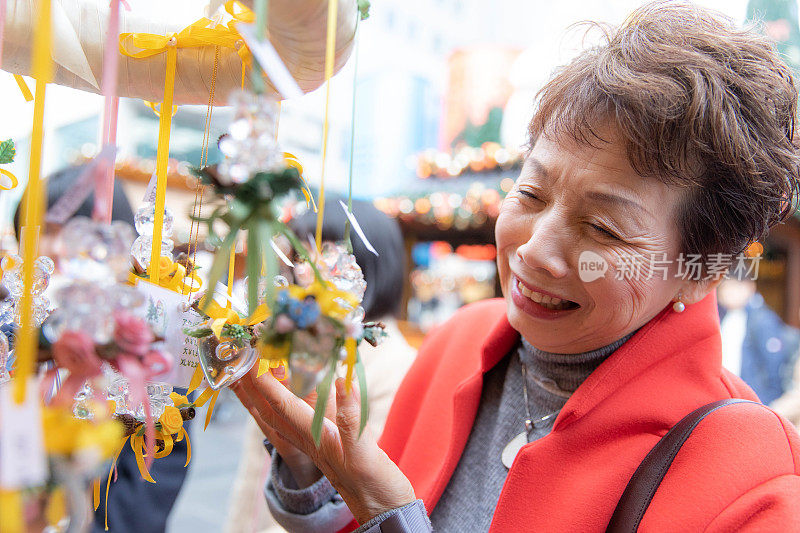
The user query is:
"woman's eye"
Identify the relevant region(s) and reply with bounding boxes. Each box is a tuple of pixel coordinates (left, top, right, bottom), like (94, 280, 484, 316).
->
(590, 223, 620, 241)
(518, 189, 541, 201)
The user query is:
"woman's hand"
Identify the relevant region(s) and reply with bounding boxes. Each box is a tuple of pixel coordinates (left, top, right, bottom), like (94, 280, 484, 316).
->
(233, 368, 326, 488)
(232, 367, 417, 524)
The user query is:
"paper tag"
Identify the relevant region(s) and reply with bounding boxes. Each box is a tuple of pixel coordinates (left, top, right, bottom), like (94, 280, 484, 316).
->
(237, 23, 304, 100)
(339, 200, 379, 256)
(135, 282, 202, 389)
(0, 379, 48, 489)
(142, 170, 158, 204)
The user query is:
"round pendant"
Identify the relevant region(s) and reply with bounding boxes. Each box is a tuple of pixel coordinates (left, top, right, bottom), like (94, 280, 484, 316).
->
(501, 431, 528, 469)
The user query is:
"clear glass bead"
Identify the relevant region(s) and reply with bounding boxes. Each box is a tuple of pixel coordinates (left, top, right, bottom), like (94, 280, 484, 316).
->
(130, 235, 174, 271)
(134, 203, 174, 237)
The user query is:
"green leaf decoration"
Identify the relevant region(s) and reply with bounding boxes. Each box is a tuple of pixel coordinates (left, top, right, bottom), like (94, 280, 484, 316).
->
(355, 352, 369, 437)
(0, 139, 16, 164)
(311, 356, 338, 447)
(357, 0, 370, 20)
(221, 323, 251, 342)
(201, 228, 240, 314)
(183, 327, 214, 338)
(246, 222, 264, 316)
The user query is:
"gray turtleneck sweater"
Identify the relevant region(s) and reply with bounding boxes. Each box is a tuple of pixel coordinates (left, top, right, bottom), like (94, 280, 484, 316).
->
(264, 333, 633, 532)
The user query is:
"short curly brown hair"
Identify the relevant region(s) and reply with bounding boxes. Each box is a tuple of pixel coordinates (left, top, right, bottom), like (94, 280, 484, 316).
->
(529, 0, 800, 259)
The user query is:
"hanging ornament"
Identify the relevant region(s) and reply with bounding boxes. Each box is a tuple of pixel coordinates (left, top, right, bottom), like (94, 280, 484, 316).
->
(0, 253, 54, 330)
(184, 288, 262, 390)
(217, 89, 283, 184)
(130, 203, 175, 272)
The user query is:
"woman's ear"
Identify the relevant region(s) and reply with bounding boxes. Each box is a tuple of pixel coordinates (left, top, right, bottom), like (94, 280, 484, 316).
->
(677, 276, 726, 305)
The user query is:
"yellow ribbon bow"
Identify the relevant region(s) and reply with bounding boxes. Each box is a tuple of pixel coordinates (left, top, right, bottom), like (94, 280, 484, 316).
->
(202, 297, 270, 339)
(224, 0, 255, 66)
(284, 152, 316, 211)
(129, 256, 202, 295)
(119, 17, 242, 59)
(0, 168, 18, 190)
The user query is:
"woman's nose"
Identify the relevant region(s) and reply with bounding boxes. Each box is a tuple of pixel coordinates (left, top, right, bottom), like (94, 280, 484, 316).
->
(515, 212, 571, 279)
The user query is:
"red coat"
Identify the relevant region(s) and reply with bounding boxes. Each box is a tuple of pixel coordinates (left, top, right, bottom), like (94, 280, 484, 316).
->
(344, 293, 800, 531)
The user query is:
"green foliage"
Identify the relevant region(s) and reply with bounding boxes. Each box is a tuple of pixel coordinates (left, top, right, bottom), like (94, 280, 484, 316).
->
(222, 323, 251, 342)
(357, 0, 370, 20)
(183, 326, 214, 338)
(0, 139, 16, 164)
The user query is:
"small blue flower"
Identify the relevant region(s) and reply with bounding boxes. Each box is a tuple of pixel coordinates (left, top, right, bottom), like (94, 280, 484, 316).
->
(288, 296, 320, 329)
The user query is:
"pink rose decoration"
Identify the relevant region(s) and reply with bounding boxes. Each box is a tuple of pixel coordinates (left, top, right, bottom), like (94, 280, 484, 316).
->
(113, 310, 154, 358)
(142, 349, 173, 379)
(52, 330, 103, 377)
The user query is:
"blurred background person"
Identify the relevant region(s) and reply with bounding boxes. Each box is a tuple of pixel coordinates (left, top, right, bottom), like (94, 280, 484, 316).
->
(717, 276, 800, 405)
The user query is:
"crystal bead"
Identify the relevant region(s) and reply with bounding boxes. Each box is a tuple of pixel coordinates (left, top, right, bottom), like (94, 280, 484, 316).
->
(134, 203, 174, 237)
(131, 235, 174, 270)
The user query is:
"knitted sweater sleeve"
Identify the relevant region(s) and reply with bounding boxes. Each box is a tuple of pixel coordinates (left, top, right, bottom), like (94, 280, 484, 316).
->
(265, 450, 431, 533)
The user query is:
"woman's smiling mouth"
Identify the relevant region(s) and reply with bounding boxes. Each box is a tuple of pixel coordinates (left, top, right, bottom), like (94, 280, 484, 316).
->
(511, 276, 581, 317)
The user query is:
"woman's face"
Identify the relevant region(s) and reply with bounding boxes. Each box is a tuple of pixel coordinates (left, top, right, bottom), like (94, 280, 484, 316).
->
(496, 130, 711, 353)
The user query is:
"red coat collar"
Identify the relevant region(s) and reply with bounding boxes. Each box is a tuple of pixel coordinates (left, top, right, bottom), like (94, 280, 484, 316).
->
(382, 292, 747, 515)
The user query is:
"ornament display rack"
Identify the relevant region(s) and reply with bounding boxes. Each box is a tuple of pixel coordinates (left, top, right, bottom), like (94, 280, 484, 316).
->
(0, 0, 377, 530)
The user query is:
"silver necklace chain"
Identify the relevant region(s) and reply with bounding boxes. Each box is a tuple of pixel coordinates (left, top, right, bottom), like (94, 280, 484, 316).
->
(520, 352, 561, 432)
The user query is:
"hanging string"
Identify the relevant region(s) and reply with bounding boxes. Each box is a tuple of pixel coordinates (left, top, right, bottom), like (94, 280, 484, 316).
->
(186, 45, 220, 300)
(14, 0, 52, 403)
(343, 19, 360, 253)
(314, 0, 339, 252)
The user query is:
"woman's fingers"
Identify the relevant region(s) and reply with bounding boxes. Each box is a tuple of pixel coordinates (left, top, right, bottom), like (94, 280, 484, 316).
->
(335, 378, 372, 458)
(248, 369, 321, 442)
(233, 373, 311, 453)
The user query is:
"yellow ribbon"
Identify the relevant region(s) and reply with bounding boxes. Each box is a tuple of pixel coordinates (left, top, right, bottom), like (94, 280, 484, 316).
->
(188, 363, 205, 393)
(129, 256, 202, 294)
(202, 297, 270, 339)
(12, 74, 33, 101)
(284, 152, 316, 211)
(0, 490, 23, 533)
(144, 100, 179, 117)
(204, 390, 220, 430)
(315, 0, 340, 251)
(45, 487, 66, 527)
(103, 439, 126, 530)
(257, 341, 290, 377)
(224, 0, 255, 65)
(344, 336, 357, 392)
(15, 0, 53, 401)
(0, 168, 19, 190)
(119, 18, 243, 59)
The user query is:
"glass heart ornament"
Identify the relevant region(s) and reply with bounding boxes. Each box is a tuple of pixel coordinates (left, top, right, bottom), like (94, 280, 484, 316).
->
(197, 336, 258, 390)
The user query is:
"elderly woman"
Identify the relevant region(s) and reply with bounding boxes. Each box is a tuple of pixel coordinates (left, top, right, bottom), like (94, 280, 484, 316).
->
(233, 3, 800, 531)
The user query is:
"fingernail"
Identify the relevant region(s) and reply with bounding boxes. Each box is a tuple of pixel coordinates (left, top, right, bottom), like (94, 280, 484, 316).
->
(270, 365, 286, 380)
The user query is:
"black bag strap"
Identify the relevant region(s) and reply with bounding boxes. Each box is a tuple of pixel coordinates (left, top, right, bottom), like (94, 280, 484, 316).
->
(606, 398, 760, 532)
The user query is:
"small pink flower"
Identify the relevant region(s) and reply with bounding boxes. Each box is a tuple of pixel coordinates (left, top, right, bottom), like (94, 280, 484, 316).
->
(113, 310, 154, 358)
(53, 330, 103, 377)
